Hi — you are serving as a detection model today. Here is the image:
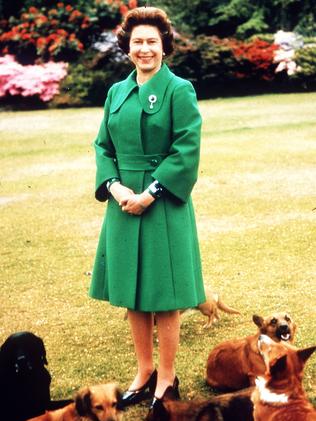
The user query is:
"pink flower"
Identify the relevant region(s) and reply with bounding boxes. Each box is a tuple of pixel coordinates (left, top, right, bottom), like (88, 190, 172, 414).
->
(0, 55, 68, 101)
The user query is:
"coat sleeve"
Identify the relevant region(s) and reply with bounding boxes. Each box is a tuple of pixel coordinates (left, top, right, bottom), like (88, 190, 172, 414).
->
(94, 86, 120, 202)
(151, 80, 202, 203)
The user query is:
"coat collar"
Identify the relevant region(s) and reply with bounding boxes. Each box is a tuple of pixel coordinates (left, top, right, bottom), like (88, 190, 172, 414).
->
(110, 63, 175, 114)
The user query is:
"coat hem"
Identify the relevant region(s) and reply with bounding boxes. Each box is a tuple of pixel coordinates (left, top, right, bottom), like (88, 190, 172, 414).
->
(88, 293, 206, 312)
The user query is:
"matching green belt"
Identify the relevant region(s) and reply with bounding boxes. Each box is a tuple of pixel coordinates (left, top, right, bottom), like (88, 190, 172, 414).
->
(114, 153, 167, 171)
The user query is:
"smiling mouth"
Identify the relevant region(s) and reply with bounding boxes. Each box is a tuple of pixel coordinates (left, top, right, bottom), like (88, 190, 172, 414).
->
(281, 332, 291, 341)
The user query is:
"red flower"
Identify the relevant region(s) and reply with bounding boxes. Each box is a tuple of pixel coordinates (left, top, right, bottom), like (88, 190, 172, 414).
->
(65, 5, 73, 12)
(35, 15, 48, 26)
(57, 2, 64, 8)
(56, 29, 68, 36)
(21, 33, 35, 43)
(120, 4, 129, 16)
(69, 10, 82, 22)
(36, 37, 47, 47)
(28, 7, 38, 14)
(128, 0, 138, 9)
(47, 33, 59, 42)
(77, 41, 84, 51)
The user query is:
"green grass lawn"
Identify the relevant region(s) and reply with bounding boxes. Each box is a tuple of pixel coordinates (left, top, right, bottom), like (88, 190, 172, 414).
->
(1, 92, 316, 419)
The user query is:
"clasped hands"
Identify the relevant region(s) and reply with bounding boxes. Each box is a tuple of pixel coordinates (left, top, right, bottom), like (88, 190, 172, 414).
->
(109, 182, 155, 215)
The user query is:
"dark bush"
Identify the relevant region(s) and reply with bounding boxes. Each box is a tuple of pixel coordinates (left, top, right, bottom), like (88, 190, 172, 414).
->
(52, 41, 132, 107)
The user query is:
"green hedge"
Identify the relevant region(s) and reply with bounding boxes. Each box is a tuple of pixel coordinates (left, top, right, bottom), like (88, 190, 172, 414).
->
(292, 45, 316, 90)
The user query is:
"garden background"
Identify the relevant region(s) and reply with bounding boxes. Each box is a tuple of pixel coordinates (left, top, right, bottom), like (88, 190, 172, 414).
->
(1, 0, 316, 107)
(0, 1, 316, 421)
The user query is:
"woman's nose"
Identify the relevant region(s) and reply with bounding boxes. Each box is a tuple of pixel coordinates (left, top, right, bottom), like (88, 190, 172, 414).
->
(140, 42, 150, 52)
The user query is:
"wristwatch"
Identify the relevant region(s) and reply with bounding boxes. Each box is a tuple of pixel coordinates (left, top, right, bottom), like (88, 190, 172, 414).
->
(147, 180, 164, 199)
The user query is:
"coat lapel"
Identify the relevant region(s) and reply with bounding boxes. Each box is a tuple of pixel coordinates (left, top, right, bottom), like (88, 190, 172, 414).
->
(139, 64, 174, 114)
(109, 64, 175, 114)
(109, 70, 138, 113)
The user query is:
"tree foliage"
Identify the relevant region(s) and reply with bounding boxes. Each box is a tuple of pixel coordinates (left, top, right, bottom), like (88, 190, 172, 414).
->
(2, 0, 315, 38)
(155, 0, 316, 38)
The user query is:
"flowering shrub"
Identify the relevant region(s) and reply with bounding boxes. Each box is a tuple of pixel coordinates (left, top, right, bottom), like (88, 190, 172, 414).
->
(0, 54, 68, 101)
(226, 37, 278, 81)
(0, 4, 89, 62)
(168, 35, 278, 97)
(0, 1, 138, 63)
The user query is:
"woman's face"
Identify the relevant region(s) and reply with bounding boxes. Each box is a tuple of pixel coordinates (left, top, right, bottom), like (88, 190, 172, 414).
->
(129, 25, 163, 79)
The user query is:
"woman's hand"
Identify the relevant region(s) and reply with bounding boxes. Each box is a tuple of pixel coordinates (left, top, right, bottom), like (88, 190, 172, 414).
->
(120, 191, 155, 215)
(109, 182, 134, 204)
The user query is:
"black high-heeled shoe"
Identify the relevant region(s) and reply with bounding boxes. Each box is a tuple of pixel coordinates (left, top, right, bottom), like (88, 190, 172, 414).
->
(145, 376, 180, 419)
(121, 370, 157, 407)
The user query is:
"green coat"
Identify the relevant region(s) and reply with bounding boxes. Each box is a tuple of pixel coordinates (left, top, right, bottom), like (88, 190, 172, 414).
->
(89, 63, 205, 312)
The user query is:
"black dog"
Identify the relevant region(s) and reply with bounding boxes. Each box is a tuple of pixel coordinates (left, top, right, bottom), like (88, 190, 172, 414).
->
(0, 331, 72, 421)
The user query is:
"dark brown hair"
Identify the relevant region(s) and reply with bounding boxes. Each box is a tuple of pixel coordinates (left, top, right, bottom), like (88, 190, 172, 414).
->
(117, 7, 174, 55)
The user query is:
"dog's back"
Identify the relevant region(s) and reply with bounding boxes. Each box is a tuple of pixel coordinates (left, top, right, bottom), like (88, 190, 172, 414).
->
(26, 403, 76, 421)
(147, 386, 254, 421)
(206, 334, 263, 390)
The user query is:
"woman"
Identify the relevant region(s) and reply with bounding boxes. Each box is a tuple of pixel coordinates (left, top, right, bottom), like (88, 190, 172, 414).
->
(89, 6, 205, 412)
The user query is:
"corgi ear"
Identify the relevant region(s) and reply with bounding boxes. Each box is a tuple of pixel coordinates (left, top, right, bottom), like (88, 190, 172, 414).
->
(297, 346, 316, 364)
(253, 315, 264, 328)
(270, 354, 287, 376)
(252, 314, 264, 329)
(75, 387, 91, 416)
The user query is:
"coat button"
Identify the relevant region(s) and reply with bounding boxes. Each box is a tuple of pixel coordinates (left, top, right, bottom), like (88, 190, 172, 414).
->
(150, 159, 158, 167)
